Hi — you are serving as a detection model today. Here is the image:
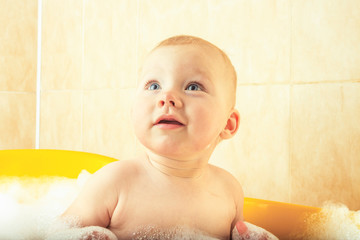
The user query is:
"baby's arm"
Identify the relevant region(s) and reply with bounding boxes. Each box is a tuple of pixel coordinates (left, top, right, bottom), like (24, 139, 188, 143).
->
(227, 173, 278, 240)
(63, 163, 118, 226)
(49, 162, 121, 239)
(229, 173, 245, 232)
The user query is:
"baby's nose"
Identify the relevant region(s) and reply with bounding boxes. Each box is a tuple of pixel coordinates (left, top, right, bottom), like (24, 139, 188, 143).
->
(158, 92, 183, 108)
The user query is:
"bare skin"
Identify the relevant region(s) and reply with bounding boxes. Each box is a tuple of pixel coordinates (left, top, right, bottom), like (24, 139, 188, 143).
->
(62, 156, 243, 239)
(58, 42, 278, 240)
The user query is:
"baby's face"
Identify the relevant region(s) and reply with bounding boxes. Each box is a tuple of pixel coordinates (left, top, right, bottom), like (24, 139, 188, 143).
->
(132, 44, 233, 160)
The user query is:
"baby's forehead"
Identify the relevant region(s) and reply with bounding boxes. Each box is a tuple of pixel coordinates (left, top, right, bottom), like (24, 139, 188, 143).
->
(152, 43, 223, 60)
(143, 44, 227, 75)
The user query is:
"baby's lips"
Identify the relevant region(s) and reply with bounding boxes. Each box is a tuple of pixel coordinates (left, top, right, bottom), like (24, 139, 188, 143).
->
(154, 114, 185, 126)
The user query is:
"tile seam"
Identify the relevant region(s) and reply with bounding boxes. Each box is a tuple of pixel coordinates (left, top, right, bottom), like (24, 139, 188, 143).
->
(81, 0, 85, 151)
(35, 0, 43, 149)
(289, 0, 293, 204)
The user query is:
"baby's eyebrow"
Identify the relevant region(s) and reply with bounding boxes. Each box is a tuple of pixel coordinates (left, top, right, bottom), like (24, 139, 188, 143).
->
(139, 69, 162, 82)
(192, 70, 214, 85)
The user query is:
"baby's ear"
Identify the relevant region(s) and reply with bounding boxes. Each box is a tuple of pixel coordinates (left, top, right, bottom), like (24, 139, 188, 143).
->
(220, 109, 240, 140)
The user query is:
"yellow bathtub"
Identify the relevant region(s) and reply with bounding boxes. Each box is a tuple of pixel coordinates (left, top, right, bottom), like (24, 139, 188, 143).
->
(0, 149, 320, 239)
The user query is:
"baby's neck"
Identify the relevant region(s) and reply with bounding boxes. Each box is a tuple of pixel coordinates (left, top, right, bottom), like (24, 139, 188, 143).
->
(145, 153, 209, 179)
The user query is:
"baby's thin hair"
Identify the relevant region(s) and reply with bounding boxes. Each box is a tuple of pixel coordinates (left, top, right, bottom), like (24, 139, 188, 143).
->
(156, 35, 212, 46)
(156, 35, 236, 78)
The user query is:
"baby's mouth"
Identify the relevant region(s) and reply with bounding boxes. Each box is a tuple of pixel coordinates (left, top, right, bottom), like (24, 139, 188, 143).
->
(154, 116, 185, 129)
(157, 119, 184, 125)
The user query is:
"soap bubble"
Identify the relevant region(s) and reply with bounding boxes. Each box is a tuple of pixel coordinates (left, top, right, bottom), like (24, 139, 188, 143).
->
(0, 171, 90, 240)
(294, 201, 360, 240)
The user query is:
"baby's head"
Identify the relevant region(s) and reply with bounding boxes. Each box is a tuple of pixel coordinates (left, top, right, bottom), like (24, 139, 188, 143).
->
(150, 35, 237, 109)
(133, 35, 240, 160)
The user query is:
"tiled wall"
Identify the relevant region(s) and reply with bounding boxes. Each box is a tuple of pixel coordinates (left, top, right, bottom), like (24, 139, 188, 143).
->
(1, 0, 359, 210)
(0, 0, 37, 149)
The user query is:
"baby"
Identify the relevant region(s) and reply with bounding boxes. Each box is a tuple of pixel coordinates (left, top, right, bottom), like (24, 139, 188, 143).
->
(50, 35, 277, 240)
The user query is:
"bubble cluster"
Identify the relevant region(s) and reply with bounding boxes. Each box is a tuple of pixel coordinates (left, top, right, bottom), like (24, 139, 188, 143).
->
(131, 225, 218, 240)
(294, 202, 360, 240)
(1, 172, 359, 240)
(0, 171, 91, 239)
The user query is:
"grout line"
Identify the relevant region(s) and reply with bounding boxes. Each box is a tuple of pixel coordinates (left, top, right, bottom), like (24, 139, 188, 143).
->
(35, 0, 43, 149)
(207, 0, 211, 38)
(37, 87, 137, 94)
(0, 91, 37, 94)
(81, 0, 85, 150)
(288, 85, 293, 204)
(291, 79, 360, 85)
(288, 0, 293, 204)
(236, 79, 360, 87)
(132, 0, 139, 159)
(35, 79, 360, 93)
(135, 0, 140, 86)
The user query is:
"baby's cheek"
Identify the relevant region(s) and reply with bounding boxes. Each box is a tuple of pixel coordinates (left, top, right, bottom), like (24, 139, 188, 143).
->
(198, 109, 225, 136)
(132, 101, 151, 133)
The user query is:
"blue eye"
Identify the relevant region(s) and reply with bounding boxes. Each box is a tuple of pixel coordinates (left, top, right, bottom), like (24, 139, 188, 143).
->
(147, 82, 161, 90)
(186, 83, 202, 91)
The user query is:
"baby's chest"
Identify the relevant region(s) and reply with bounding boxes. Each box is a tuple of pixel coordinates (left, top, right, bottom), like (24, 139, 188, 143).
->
(110, 186, 234, 239)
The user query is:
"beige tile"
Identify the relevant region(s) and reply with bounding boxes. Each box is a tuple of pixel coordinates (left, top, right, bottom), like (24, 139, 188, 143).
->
(0, 92, 36, 149)
(208, 0, 291, 84)
(292, 1, 360, 83)
(210, 85, 290, 202)
(84, 0, 138, 89)
(344, 83, 360, 210)
(0, 0, 37, 91)
(83, 89, 137, 160)
(40, 91, 82, 150)
(41, 0, 82, 90)
(138, 0, 209, 74)
(291, 83, 360, 210)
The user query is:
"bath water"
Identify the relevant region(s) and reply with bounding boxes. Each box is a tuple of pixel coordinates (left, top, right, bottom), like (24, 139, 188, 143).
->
(0, 171, 359, 239)
(294, 202, 360, 240)
(0, 170, 90, 239)
(131, 225, 218, 240)
(0, 171, 217, 240)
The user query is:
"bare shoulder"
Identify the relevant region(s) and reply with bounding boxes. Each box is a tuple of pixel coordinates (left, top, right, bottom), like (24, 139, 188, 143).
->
(92, 158, 143, 183)
(208, 164, 244, 224)
(208, 165, 242, 189)
(208, 164, 244, 202)
(61, 158, 144, 226)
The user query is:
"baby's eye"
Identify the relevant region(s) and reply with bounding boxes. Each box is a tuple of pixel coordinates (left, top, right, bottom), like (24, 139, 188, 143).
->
(146, 82, 161, 90)
(186, 83, 202, 91)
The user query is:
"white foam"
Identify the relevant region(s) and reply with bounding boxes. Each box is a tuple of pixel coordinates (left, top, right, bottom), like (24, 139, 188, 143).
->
(1, 173, 359, 239)
(0, 171, 91, 239)
(295, 202, 360, 240)
(231, 222, 278, 240)
(131, 225, 219, 240)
